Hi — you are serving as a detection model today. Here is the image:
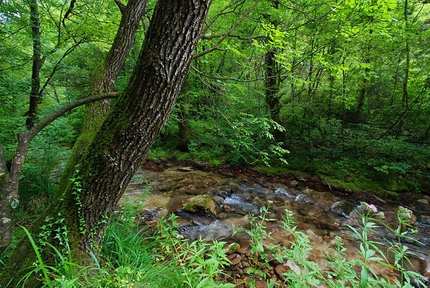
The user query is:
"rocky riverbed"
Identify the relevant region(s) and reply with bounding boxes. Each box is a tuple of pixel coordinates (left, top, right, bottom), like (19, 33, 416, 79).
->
(120, 159, 430, 287)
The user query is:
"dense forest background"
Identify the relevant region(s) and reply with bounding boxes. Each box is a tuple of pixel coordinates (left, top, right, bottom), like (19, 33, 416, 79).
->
(1, 0, 430, 212)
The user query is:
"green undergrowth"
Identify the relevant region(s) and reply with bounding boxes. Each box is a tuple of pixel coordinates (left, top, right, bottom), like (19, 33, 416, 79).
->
(3, 199, 426, 287)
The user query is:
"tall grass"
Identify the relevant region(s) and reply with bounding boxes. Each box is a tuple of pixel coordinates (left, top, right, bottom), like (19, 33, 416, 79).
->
(7, 201, 427, 287)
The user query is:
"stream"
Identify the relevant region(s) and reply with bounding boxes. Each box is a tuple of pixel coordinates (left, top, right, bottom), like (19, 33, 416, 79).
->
(120, 160, 430, 286)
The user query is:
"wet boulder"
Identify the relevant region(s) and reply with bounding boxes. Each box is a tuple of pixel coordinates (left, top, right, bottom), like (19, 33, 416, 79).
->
(330, 200, 355, 217)
(182, 194, 221, 216)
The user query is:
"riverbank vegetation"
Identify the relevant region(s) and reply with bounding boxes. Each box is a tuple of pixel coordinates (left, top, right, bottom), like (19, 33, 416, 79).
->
(4, 200, 426, 287)
(1, 0, 430, 286)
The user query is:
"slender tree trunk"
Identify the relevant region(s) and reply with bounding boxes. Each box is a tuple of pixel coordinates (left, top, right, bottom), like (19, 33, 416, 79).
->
(355, 77, 367, 123)
(263, 0, 284, 142)
(354, 40, 371, 124)
(177, 81, 191, 152)
(26, 0, 43, 130)
(397, 0, 410, 138)
(265, 50, 280, 119)
(2, 0, 211, 286)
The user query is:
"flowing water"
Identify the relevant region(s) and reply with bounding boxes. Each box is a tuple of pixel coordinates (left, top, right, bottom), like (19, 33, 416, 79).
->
(120, 161, 430, 283)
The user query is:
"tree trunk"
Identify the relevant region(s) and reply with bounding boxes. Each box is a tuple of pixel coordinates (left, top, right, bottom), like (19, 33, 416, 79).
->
(0, 144, 12, 252)
(58, 0, 148, 193)
(26, 0, 43, 130)
(177, 81, 191, 152)
(397, 0, 410, 138)
(2, 0, 211, 286)
(1, 0, 145, 254)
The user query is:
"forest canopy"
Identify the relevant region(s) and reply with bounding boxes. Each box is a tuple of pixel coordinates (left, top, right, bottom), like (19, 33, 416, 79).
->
(0, 0, 429, 198)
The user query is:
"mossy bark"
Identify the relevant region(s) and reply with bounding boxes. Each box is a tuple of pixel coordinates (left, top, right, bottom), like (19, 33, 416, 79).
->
(1, 0, 212, 286)
(58, 0, 147, 193)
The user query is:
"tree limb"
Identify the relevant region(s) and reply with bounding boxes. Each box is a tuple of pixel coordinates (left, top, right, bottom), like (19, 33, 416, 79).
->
(62, 0, 76, 27)
(27, 92, 119, 141)
(193, 0, 260, 59)
(113, 0, 126, 14)
(40, 39, 85, 96)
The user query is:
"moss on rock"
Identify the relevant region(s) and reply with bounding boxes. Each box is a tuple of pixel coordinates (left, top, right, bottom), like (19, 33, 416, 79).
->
(182, 194, 220, 216)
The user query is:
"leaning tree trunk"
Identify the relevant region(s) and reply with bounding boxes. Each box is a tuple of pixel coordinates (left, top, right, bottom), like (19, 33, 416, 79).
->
(1, 0, 211, 286)
(58, 0, 147, 193)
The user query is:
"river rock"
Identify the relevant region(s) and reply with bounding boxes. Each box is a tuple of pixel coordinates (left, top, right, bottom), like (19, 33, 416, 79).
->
(177, 166, 193, 172)
(254, 279, 268, 288)
(417, 198, 429, 205)
(275, 187, 296, 199)
(295, 194, 315, 204)
(290, 180, 299, 187)
(330, 200, 355, 217)
(275, 264, 289, 281)
(422, 215, 430, 225)
(225, 242, 241, 254)
(182, 194, 220, 216)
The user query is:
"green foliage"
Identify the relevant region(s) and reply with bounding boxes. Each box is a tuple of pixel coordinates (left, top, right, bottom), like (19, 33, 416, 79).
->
(101, 208, 180, 287)
(155, 214, 234, 288)
(38, 213, 68, 252)
(19, 226, 97, 288)
(146, 0, 430, 195)
(9, 199, 427, 288)
(233, 206, 278, 286)
(19, 136, 70, 206)
(70, 170, 86, 236)
(238, 205, 426, 287)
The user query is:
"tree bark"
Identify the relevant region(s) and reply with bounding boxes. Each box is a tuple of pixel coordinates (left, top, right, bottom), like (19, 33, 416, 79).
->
(397, 0, 410, 138)
(2, 0, 211, 286)
(264, 0, 284, 142)
(26, 0, 43, 130)
(58, 0, 148, 193)
(83, 0, 148, 131)
(0, 144, 12, 252)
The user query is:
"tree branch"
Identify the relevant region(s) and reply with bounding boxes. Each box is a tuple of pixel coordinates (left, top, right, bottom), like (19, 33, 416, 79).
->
(113, 0, 126, 14)
(200, 34, 265, 41)
(40, 39, 85, 96)
(193, 0, 260, 59)
(27, 92, 119, 141)
(62, 0, 77, 27)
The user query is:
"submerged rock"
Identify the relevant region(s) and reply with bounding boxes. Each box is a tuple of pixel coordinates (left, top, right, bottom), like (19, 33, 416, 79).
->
(274, 187, 296, 199)
(295, 194, 315, 204)
(182, 194, 220, 216)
